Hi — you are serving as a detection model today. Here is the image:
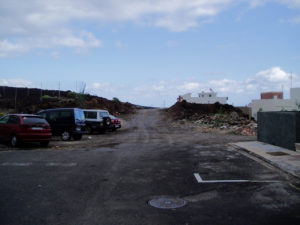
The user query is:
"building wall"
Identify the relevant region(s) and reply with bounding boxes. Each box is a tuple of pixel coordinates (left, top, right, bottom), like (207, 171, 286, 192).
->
(181, 93, 228, 104)
(251, 88, 300, 120)
(291, 88, 300, 99)
(261, 92, 283, 99)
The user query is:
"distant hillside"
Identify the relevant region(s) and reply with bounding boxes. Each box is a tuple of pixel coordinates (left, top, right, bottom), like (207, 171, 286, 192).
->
(0, 86, 137, 115)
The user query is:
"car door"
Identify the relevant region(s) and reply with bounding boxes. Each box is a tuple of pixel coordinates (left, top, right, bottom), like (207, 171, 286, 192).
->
(46, 111, 60, 135)
(58, 110, 73, 133)
(6, 116, 21, 140)
(0, 115, 9, 140)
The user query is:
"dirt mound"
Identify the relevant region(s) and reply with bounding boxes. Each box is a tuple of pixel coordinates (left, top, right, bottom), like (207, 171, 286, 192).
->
(0, 86, 137, 115)
(166, 101, 256, 136)
(167, 101, 246, 119)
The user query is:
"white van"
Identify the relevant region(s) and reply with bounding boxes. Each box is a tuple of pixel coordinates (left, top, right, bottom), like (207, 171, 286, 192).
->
(83, 109, 111, 134)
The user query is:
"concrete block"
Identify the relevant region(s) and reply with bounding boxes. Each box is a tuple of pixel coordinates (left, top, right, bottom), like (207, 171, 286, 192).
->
(257, 111, 300, 151)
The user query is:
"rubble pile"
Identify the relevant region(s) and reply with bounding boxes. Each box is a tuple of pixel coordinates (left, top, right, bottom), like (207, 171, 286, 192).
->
(167, 101, 257, 136)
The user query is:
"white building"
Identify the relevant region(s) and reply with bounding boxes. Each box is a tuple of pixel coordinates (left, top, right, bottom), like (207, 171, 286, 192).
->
(179, 91, 228, 104)
(251, 88, 300, 120)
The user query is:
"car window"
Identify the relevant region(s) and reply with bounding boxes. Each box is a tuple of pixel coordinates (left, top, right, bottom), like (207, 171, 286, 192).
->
(84, 111, 97, 119)
(8, 116, 20, 124)
(22, 117, 48, 124)
(0, 115, 9, 124)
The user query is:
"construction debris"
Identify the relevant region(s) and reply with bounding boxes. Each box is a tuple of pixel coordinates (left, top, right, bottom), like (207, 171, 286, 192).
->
(167, 101, 257, 136)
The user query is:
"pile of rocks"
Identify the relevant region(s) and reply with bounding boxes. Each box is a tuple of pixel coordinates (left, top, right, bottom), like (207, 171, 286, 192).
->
(178, 111, 257, 136)
(167, 101, 257, 136)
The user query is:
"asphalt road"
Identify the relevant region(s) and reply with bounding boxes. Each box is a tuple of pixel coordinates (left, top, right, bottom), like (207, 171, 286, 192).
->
(0, 109, 299, 225)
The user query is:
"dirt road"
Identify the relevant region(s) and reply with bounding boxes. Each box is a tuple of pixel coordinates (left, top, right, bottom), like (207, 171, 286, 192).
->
(0, 109, 299, 225)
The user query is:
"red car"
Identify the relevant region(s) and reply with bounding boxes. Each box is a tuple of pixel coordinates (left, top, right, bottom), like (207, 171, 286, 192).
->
(109, 115, 121, 131)
(0, 114, 52, 147)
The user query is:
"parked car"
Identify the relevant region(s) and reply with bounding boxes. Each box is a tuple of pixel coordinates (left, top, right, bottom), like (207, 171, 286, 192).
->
(0, 114, 52, 147)
(83, 109, 111, 134)
(37, 108, 85, 141)
(109, 115, 121, 131)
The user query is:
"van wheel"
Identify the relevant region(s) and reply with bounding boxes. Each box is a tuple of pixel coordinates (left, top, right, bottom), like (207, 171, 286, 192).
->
(61, 131, 71, 141)
(103, 117, 111, 128)
(40, 141, 49, 147)
(10, 134, 18, 147)
(73, 134, 82, 141)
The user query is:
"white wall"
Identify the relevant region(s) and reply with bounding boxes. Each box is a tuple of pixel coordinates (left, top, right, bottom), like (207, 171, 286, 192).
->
(251, 88, 300, 120)
(291, 88, 300, 100)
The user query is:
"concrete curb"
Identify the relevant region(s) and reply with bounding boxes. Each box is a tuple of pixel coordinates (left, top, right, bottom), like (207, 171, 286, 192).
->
(230, 141, 300, 180)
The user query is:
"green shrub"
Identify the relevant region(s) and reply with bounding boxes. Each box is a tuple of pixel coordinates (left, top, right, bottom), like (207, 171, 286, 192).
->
(112, 97, 121, 103)
(76, 93, 87, 108)
(42, 95, 52, 99)
(67, 91, 77, 99)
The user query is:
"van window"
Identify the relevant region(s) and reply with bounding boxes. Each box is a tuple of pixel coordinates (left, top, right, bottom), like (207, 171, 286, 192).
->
(84, 111, 97, 119)
(49, 111, 60, 122)
(38, 112, 47, 119)
(99, 112, 109, 117)
(75, 109, 85, 121)
(61, 111, 73, 120)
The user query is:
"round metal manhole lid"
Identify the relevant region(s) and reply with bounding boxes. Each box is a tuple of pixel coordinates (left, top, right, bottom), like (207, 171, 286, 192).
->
(148, 197, 187, 209)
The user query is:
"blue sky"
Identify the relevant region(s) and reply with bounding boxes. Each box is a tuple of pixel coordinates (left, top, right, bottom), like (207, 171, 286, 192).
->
(0, 0, 300, 107)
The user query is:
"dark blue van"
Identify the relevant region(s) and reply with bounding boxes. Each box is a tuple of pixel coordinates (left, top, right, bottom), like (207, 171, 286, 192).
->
(37, 108, 85, 141)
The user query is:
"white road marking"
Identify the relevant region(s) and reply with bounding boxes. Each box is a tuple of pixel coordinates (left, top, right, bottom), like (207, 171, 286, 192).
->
(194, 173, 280, 183)
(0, 162, 32, 166)
(193, 173, 203, 182)
(46, 162, 77, 167)
(0, 162, 77, 167)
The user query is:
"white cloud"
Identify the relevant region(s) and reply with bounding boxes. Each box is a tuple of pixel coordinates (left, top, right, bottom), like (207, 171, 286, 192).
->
(127, 67, 298, 106)
(0, 31, 102, 57)
(0, 79, 33, 87)
(249, 0, 300, 8)
(88, 82, 116, 93)
(50, 51, 60, 58)
(180, 82, 201, 91)
(4, 67, 295, 107)
(0, 0, 239, 57)
(254, 67, 290, 82)
(0, 0, 299, 57)
(0, 39, 28, 58)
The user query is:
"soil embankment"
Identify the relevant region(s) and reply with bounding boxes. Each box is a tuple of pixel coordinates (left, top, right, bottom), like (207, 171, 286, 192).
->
(0, 86, 137, 115)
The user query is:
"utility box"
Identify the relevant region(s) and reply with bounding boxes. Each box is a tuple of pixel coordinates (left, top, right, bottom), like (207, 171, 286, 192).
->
(257, 111, 300, 151)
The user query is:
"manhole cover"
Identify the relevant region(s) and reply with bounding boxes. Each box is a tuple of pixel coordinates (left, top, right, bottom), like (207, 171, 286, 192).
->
(148, 197, 187, 209)
(267, 151, 289, 156)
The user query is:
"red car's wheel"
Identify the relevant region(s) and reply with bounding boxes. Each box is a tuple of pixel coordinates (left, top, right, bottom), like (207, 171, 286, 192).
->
(10, 134, 18, 147)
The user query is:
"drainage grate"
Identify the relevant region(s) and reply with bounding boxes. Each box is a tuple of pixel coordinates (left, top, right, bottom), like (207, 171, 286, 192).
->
(267, 151, 289, 156)
(148, 197, 187, 209)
